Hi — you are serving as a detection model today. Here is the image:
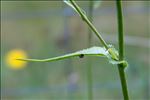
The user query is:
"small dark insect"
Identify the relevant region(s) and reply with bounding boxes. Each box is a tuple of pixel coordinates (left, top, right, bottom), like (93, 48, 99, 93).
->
(79, 54, 84, 58)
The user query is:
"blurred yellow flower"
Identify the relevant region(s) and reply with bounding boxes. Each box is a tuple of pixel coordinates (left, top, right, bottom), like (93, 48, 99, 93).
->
(6, 49, 28, 70)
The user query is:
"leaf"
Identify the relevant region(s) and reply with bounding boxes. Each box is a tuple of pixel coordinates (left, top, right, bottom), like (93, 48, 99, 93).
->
(18, 46, 108, 62)
(18, 46, 127, 66)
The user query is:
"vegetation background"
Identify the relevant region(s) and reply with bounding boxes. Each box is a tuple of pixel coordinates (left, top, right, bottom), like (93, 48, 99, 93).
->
(1, 1, 149, 100)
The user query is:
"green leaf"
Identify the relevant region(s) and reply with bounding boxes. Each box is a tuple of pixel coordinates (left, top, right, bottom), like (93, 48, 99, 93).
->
(18, 46, 108, 62)
(18, 46, 127, 67)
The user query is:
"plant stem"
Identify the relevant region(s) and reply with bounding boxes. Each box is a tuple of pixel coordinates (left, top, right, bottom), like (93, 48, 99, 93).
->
(116, 0, 129, 100)
(70, 0, 109, 49)
(87, 1, 93, 100)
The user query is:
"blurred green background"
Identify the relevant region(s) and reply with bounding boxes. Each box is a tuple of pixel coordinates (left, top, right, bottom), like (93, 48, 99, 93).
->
(1, 1, 150, 100)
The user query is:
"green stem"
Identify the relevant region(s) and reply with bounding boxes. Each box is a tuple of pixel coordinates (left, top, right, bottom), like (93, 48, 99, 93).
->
(116, 0, 129, 100)
(87, 1, 93, 100)
(70, 0, 109, 49)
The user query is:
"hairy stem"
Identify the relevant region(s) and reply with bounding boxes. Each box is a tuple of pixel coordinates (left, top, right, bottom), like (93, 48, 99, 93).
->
(70, 0, 109, 49)
(116, 0, 129, 100)
(87, 1, 93, 100)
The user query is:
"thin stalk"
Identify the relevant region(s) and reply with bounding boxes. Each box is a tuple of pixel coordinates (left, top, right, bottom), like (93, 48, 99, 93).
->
(116, 0, 129, 100)
(70, 0, 109, 49)
(87, 1, 93, 100)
